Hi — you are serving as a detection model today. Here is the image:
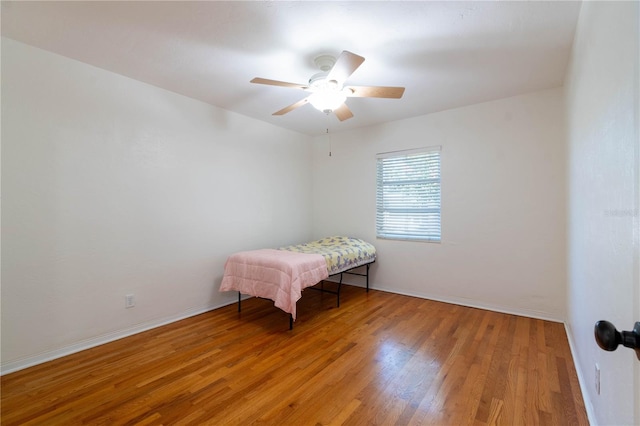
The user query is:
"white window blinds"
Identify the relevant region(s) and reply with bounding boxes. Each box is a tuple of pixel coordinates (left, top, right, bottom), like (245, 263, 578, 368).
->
(376, 146, 441, 242)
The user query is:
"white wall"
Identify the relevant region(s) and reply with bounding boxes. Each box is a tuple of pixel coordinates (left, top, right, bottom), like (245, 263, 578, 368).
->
(1, 38, 313, 373)
(564, 2, 639, 425)
(312, 88, 567, 321)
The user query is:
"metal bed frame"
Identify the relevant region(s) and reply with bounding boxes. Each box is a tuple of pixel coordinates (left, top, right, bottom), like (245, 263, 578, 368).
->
(236, 260, 374, 329)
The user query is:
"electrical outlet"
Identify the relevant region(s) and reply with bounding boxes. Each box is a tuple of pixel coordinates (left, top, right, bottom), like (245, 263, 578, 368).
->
(595, 363, 600, 395)
(125, 294, 135, 308)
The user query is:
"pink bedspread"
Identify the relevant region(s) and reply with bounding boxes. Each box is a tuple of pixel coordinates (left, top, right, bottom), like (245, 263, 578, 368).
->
(220, 249, 329, 320)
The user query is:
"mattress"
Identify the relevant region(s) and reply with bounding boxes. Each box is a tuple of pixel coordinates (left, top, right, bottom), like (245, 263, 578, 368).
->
(279, 236, 377, 275)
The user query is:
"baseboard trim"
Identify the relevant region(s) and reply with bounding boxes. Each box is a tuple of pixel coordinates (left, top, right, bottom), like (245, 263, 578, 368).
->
(564, 322, 598, 426)
(337, 279, 564, 323)
(0, 300, 237, 376)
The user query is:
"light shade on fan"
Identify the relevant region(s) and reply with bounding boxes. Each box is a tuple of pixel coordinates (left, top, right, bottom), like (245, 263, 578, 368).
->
(308, 89, 347, 113)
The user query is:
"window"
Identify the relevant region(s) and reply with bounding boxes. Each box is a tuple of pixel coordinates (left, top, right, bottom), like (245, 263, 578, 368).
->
(376, 146, 441, 242)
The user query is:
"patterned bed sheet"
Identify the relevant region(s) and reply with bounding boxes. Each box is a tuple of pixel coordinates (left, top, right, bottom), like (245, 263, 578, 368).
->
(279, 236, 376, 275)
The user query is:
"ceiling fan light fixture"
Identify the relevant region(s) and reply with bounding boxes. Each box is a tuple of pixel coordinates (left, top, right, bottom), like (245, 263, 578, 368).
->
(308, 88, 347, 113)
(308, 72, 346, 113)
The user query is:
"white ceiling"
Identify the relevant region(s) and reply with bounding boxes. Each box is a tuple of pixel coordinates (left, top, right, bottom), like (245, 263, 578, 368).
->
(2, 1, 581, 136)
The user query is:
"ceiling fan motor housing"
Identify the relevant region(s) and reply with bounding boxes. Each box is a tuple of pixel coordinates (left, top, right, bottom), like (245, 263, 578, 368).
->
(309, 72, 339, 89)
(313, 54, 336, 72)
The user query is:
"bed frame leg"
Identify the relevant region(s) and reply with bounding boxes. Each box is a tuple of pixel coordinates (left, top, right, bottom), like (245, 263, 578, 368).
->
(238, 292, 242, 312)
(290, 315, 293, 330)
(366, 264, 370, 292)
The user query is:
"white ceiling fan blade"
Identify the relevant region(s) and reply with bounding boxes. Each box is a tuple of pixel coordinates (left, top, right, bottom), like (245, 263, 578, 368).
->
(273, 97, 310, 116)
(326, 51, 365, 84)
(333, 103, 354, 121)
(251, 77, 308, 90)
(345, 85, 405, 99)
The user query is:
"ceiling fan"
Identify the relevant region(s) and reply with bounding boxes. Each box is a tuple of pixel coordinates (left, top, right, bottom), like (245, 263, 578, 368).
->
(250, 51, 405, 121)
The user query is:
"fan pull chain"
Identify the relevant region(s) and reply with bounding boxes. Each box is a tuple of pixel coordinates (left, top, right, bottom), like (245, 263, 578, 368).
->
(325, 112, 332, 157)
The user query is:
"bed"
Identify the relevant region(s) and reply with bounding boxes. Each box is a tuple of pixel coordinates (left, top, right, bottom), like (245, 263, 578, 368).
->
(219, 236, 376, 328)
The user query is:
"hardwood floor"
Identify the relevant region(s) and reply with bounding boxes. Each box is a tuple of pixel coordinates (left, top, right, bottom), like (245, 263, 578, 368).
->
(1, 284, 588, 425)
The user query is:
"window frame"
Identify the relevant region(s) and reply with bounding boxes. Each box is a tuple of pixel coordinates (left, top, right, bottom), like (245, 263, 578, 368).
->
(375, 146, 442, 243)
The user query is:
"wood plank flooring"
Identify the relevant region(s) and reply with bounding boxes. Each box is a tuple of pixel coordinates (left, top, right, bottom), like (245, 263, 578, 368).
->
(1, 284, 588, 425)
